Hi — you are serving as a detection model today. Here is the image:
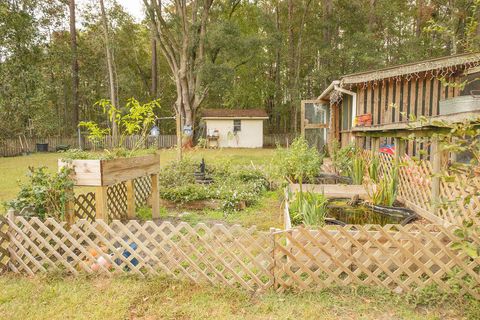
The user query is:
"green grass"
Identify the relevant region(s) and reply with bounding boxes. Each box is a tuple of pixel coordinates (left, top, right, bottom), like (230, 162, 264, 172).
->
(0, 148, 276, 204)
(1, 275, 477, 320)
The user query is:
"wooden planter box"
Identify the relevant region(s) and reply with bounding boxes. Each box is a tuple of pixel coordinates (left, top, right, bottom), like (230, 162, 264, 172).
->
(58, 154, 160, 186)
(59, 154, 160, 222)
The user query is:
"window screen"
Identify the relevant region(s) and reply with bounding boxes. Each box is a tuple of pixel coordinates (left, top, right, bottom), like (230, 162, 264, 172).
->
(233, 119, 241, 132)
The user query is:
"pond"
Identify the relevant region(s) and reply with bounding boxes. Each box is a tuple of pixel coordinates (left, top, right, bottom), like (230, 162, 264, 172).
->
(326, 199, 416, 226)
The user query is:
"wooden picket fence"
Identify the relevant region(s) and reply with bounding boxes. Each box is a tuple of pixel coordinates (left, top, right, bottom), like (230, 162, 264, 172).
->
(1, 214, 478, 297)
(1, 134, 294, 156)
(0, 135, 177, 157)
(361, 151, 480, 226)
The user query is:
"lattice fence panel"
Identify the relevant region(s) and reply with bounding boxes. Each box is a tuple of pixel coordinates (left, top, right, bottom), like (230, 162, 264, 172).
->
(0, 215, 9, 274)
(134, 176, 152, 207)
(6, 217, 274, 292)
(272, 225, 480, 298)
(397, 156, 432, 213)
(439, 173, 480, 225)
(107, 183, 128, 221)
(74, 192, 96, 221)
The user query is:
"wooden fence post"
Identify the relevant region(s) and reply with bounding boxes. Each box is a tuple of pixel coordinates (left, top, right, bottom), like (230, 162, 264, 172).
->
(95, 186, 109, 222)
(65, 187, 75, 226)
(0, 210, 13, 274)
(150, 173, 160, 219)
(126, 179, 136, 219)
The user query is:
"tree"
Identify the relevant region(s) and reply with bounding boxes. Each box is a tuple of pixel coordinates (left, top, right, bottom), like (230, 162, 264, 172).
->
(69, 0, 79, 129)
(144, 0, 213, 147)
(99, 0, 118, 142)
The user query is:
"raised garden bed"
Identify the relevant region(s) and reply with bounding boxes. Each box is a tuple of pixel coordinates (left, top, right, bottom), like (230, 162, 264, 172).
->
(58, 153, 160, 221)
(58, 154, 160, 186)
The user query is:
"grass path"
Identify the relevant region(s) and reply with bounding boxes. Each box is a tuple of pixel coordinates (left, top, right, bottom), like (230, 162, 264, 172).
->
(1, 275, 477, 320)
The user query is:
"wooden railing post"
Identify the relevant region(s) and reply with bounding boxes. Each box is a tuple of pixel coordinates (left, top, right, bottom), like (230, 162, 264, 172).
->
(126, 179, 136, 219)
(95, 186, 109, 222)
(150, 173, 160, 219)
(394, 137, 406, 164)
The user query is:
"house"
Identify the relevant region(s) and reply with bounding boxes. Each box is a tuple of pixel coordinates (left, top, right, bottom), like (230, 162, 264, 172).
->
(201, 109, 269, 148)
(303, 52, 480, 156)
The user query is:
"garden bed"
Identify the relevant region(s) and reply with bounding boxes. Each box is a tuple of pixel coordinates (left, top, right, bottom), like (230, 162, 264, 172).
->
(58, 153, 160, 186)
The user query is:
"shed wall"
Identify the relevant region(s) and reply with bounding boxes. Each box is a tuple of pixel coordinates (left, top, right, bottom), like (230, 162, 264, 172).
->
(205, 119, 264, 148)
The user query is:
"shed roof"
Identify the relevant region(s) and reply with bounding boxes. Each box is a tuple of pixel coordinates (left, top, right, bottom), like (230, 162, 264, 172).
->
(341, 52, 480, 85)
(201, 108, 268, 119)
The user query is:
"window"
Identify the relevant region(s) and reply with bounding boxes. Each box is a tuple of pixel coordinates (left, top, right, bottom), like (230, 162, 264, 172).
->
(233, 119, 241, 132)
(341, 95, 353, 131)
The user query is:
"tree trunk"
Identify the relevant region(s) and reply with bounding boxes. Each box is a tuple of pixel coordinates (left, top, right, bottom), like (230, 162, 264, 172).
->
(69, 0, 79, 131)
(144, 0, 212, 148)
(150, 0, 158, 98)
(99, 0, 118, 144)
(287, 0, 296, 133)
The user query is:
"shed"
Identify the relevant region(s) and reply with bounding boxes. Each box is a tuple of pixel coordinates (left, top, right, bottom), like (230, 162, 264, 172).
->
(201, 109, 269, 148)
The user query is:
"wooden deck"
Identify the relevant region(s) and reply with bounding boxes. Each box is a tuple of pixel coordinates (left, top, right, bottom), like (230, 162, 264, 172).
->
(289, 184, 369, 200)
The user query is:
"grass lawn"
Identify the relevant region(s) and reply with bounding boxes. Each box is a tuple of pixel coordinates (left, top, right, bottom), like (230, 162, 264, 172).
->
(1, 275, 478, 320)
(0, 149, 278, 224)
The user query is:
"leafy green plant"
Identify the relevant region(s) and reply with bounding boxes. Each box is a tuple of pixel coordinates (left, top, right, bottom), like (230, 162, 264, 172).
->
(6, 166, 74, 219)
(80, 98, 160, 155)
(332, 143, 357, 177)
(273, 136, 323, 184)
(368, 153, 380, 183)
(370, 165, 399, 207)
(351, 154, 366, 185)
(158, 159, 269, 212)
(289, 191, 328, 226)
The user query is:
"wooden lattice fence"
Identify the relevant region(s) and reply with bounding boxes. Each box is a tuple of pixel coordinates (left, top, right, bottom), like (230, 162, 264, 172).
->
(73, 176, 153, 222)
(1, 213, 479, 297)
(272, 225, 480, 298)
(362, 151, 480, 225)
(5, 216, 274, 291)
(0, 215, 9, 274)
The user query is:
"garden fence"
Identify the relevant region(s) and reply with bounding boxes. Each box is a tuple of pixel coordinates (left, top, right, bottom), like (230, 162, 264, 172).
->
(360, 151, 480, 226)
(0, 214, 478, 298)
(0, 135, 177, 157)
(1, 134, 293, 157)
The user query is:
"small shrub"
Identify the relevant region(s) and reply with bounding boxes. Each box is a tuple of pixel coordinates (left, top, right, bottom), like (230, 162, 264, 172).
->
(158, 159, 269, 212)
(371, 165, 399, 206)
(368, 153, 380, 183)
(351, 154, 366, 185)
(6, 166, 74, 219)
(289, 191, 328, 226)
(273, 136, 323, 184)
(332, 143, 356, 177)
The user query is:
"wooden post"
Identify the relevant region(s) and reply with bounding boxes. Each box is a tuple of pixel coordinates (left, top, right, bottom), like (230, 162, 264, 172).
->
(371, 137, 380, 154)
(65, 187, 75, 226)
(394, 137, 406, 164)
(126, 179, 136, 219)
(431, 137, 442, 215)
(95, 186, 109, 222)
(150, 173, 160, 219)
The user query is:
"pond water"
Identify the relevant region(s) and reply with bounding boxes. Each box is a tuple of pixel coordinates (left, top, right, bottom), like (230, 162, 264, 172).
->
(326, 199, 410, 226)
